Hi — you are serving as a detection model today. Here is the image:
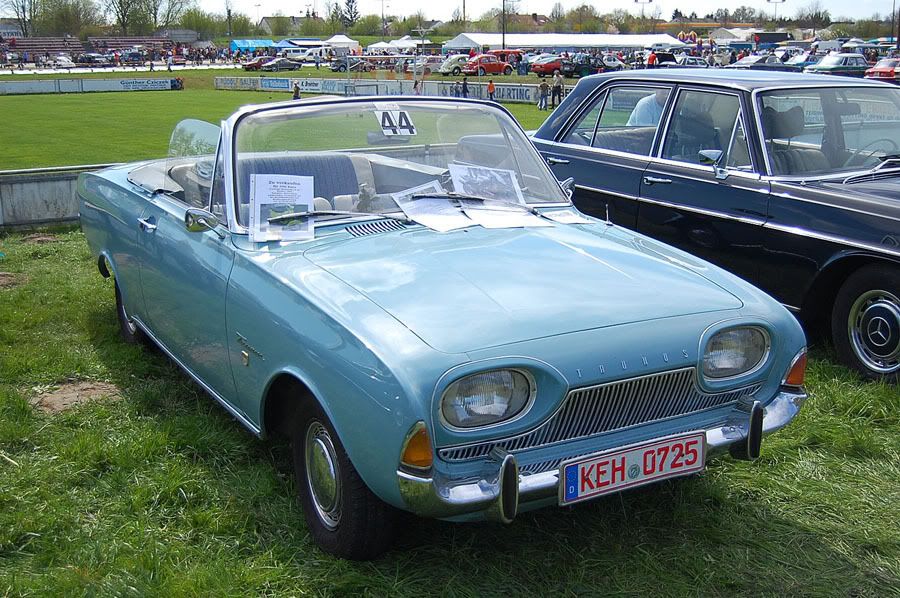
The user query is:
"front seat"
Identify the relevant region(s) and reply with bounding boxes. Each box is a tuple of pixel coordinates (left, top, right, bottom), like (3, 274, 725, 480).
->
(762, 106, 829, 175)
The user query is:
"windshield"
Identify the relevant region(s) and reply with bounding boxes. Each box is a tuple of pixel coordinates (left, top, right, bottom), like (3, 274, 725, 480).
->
(787, 54, 815, 64)
(818, 55, 843, 66)
(759, 86, 900, 177)
(735, 56, 759, 65)
(232, 100, 568, 229)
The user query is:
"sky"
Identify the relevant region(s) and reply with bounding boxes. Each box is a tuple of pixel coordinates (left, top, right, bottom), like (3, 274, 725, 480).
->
(208, 0, 897, 25)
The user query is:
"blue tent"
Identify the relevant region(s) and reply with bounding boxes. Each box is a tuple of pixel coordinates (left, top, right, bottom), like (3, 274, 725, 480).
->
(230, 39, 275, 52)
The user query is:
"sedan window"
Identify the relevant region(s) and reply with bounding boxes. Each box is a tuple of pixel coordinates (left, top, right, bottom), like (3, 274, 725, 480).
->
(589, 87, 671, 155)
(661, 90, 741, 165)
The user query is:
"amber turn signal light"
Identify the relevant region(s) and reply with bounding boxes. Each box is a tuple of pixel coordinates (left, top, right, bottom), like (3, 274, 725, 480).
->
(401, 423, 433, 469)
(783, 350, 807, 387)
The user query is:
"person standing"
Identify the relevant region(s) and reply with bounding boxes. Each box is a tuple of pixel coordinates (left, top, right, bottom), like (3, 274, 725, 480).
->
(646, 49, 658, 68)
(538, 80, 550, 110)
(487, 79, 495, 101)
(293, 82, 301, 100)
(550, 70, 564, 109)
(461, 76, 468, 98)
(413, 79, 421, 95)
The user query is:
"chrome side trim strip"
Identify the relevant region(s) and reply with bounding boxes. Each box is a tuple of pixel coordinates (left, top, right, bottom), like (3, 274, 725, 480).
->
(763, 221, 900, 259)
(133, 316, 261, 436)
(574, 184, 638, 202)
(637, 195, 767, 226)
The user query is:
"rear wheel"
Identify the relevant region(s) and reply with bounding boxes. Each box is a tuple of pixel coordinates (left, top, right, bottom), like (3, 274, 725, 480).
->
(831, 264, 900, 382)
(292, 401, 397, 559)
(115, 281, 148, 345)
(503, 66, 512, 75)
(451, 66, 461, 75)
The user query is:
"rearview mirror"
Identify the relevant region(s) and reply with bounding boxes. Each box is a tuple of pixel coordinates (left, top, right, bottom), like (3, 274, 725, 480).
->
(185, 208, 224, 238)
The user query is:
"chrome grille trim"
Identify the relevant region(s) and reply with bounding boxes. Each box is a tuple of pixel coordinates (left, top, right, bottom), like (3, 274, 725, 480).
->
(438, 368, 760, 463)
(345, 219, 407, 237)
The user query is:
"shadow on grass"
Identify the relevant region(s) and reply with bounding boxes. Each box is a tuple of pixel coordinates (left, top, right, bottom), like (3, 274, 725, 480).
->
(74, 301, 898, 596)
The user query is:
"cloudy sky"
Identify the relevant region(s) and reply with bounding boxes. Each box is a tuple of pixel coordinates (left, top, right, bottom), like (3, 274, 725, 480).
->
(208, 0, 895, 24)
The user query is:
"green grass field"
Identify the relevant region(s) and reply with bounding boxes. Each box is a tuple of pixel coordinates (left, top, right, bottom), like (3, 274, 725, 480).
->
(0, 68, 550, 170)
(0, 230, 898, 595)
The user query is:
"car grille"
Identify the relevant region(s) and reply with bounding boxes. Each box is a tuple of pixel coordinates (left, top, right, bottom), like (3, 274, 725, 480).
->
(438, 367, 760, 463)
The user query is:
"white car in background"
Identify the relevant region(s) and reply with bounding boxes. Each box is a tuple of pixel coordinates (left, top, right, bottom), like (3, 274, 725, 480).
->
(439, 54, 470, 75)
(51, 55, 76, 68)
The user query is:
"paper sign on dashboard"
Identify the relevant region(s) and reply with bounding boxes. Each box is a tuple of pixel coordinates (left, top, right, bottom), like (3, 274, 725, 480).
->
(248, 173, 315, 243)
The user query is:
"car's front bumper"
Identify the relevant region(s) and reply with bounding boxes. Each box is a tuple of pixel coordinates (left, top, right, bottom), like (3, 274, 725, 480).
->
(398, 388, 807, 522)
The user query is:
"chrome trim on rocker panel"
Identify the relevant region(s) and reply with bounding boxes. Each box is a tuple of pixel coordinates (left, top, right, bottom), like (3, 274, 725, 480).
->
(132, 316, 261, 436)
(763, 221, 900, 259)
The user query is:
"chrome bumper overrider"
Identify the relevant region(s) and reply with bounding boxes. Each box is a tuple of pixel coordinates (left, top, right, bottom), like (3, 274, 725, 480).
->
(398, 388, 807, 522)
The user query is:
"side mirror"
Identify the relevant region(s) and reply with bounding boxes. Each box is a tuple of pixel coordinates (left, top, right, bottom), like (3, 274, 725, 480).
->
(185, 208, 224, 238)
(559, 176, 575, 199)
(698, 149, 729, 181)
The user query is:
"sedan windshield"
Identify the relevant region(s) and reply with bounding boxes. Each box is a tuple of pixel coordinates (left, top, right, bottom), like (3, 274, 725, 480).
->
(232, 100, 568, 228)
(759, 86, 900, 176)
(817, 56, 844, 67)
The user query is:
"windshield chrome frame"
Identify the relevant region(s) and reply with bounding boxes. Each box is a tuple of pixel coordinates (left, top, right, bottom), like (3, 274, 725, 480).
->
(750, 83, 900, 181)
(222, 96, 571, 237)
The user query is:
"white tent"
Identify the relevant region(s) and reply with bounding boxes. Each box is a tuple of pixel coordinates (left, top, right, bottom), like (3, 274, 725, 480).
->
(366, 41, 397, 53)
(325, 34, 361, 50)
(442, 32, 685, 51)
(390, 35, 431, 50)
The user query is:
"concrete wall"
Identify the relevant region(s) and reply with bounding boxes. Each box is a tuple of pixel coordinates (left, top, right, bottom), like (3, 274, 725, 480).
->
(0, 165, 116, 229)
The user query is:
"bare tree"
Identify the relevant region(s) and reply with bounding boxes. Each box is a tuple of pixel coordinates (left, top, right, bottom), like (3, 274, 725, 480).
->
(3, 0, 36, 37)
(105, 0, 140, 34)
(144, 0, 188, 30)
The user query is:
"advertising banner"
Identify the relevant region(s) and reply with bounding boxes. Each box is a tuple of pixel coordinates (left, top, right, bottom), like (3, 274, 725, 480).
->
(0, 78, 182, 95)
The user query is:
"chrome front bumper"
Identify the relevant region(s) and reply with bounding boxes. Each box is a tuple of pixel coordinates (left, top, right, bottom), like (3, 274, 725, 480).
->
(398, 388, 807, 522)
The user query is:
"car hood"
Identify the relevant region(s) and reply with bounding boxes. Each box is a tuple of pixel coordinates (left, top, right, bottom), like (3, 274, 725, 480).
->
(300, 224, 743, 354)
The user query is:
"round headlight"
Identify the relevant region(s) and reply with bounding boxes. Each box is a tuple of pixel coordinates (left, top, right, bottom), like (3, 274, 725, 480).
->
(441, 370, 532, 429)
(702, 327, 768, 379)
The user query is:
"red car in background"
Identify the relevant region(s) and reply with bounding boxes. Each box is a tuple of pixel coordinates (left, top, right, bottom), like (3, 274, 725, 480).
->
(242, 56, 269, 71)
(487, 48, 524, 64)
(461, 54, 513, 76)
(531, 55, 563, 77)
(865, 58, 900, 84)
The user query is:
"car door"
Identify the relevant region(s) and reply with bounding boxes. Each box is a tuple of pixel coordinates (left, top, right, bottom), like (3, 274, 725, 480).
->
(637, 87, 769, 285)
(535, 84, 674, 229)
(137, 125, 238, 405)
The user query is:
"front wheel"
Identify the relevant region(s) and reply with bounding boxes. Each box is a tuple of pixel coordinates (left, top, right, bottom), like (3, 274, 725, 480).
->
(503, 66, 512, 75)
(293, 402, 397, 559)
(831, 265, 900, 382)
(451, 66, 461, 75)
(477, 67, 485, 76)
(338, 64, 346, 72)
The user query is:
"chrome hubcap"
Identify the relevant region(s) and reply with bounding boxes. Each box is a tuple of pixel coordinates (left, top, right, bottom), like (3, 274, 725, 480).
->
(848, 289, 900, 374)
(305, 421, 341, 529)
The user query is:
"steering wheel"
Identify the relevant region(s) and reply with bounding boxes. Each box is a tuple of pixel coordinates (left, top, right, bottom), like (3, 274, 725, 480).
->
(843, 137, 899, 168)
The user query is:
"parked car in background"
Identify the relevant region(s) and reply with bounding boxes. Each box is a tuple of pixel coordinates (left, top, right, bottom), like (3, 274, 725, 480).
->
(50, 55, 75, 68)
(439, 53, 470, 75)
(121, 51, 143, 65)
(804, 53, 870, 77)
(533, 70, 900, 381)
(262, 57, 303, 72)
(242, 56, 269, 71)
(865, 58, 900, 83)
(75, 53, 110, 67)
(600, 54, 630, 71)
(79, 96, 809, 560)
(560, 53, 604, 78)
(410, 55, 443, 75)
(724, 54, 797, 72)
(330, 56, 374, 72)
(531, 55, 563, 77)
(785, 53, 821, 70)
(462, 54, 513, 76)
(674, 55, 710, 68)
(487, 48, 524, 64)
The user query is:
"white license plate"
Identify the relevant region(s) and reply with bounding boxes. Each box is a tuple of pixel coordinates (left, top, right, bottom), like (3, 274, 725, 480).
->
(559, 432, 706, 505)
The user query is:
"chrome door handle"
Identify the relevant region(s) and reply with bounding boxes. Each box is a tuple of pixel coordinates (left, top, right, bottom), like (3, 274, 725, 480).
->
(547, 156, 570, 165)
(138, 217, 157, 232)
(643, 176, 672, 185)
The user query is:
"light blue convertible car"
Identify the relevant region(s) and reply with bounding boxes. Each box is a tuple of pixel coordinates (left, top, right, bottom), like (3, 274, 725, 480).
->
(78, 97, 809, 560)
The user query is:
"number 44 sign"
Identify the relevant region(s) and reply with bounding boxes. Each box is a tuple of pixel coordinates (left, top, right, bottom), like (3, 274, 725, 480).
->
(375, 109, 417, 136)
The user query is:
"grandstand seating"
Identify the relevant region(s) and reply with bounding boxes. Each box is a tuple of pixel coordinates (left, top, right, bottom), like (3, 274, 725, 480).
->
(1, 37, 84, 58)
(88, 37, 173, 52)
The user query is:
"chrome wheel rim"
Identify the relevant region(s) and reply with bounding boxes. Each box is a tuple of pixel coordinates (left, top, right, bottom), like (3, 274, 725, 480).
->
(848, 289, 900, 375)
(305, 421, 341, 530)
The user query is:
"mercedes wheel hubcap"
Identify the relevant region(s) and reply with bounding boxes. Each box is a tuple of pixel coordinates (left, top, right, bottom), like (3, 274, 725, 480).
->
(848, 289, 900, 374)
(305, 421, 341, 529)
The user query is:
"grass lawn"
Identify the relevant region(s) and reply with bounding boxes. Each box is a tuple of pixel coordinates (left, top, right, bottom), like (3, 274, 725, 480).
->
(1, 81, 549, 170)
(0, 229, 898, 595)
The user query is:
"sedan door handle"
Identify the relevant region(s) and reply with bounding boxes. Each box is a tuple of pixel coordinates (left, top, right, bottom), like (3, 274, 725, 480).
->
(546, 156, 570, 165)
(137, 217, 157, 232)
(643, 176, 673, 185)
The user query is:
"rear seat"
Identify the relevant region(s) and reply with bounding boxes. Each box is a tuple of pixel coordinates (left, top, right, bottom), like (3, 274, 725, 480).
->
(591, 127, 657, 155)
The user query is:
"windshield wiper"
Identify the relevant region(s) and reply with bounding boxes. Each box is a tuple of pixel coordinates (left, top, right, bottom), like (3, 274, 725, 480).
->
(267, 209, 410, 224)
(409, 192, 540, 215)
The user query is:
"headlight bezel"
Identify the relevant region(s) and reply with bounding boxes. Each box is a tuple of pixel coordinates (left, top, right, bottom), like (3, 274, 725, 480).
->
(701, 325, 771, 382)
(439, 368, 537, 431)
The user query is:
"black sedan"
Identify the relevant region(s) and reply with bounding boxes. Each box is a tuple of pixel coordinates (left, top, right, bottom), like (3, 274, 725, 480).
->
(532, 70, 900, 381)
(724, 54, 798, 72)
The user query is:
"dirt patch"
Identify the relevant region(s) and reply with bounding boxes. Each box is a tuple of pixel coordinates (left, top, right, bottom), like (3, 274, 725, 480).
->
(22, 233, 58, 244)
(0, 272, 24, 289)
(30, 381, 121, 414)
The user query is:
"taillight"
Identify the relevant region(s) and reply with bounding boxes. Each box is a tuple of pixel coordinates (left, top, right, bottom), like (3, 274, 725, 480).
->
(783, 349, 807, 387)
